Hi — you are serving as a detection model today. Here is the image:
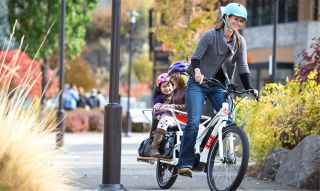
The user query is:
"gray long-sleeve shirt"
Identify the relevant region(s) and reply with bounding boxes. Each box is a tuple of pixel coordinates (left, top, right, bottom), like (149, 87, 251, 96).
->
(187, 28, 250, 80)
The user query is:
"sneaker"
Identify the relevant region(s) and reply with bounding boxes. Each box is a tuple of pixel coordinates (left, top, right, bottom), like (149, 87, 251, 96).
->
(178, 167, 192, 177)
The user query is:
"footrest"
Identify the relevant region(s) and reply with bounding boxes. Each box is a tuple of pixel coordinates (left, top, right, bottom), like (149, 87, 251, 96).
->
(137, 156, 172, 164)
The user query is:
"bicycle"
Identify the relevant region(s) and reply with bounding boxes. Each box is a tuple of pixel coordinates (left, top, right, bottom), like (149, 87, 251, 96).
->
(137, 78, 258, 191)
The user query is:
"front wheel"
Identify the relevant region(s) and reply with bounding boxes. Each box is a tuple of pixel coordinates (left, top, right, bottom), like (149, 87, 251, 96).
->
(206, 125, 249, 191)
(156, 160, 178, 189)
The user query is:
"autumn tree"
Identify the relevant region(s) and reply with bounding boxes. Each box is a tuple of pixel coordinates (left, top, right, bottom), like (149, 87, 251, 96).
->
(64, 56, 97, 91)
(7, 0, 98, 60)
(6, 0, 99, 93)
(154, 0, 219, 61)
(0, 50, 58, 96)
(88, 0, 152, 40)
(85, 0, 153, 87)
(132, 51, 153, 84)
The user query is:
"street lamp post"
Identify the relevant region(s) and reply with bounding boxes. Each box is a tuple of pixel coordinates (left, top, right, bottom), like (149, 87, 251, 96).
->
(56, 0, 66, 148)
(96, 0, 127, 190)
(124, 10, 139, 137)
(271, 0, 279, 83)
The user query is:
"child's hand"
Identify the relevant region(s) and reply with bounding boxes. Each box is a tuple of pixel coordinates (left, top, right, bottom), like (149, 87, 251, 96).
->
(156, 115, 161, 120)
(159, 105, 168, 112)
(152, 103, 162, 113)
(152, 107, 157, 114)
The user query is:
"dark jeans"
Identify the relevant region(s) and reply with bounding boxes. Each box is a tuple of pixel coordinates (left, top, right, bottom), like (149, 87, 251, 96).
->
(177, 78, 230, 169)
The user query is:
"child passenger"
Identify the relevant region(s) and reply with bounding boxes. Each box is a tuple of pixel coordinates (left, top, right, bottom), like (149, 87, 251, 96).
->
(150, 61, 189, 157)
(152, 72, 173, 118)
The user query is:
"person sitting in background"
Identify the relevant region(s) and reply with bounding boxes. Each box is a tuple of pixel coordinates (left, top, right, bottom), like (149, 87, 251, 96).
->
(63, 84, 79, 111)
(97, 90, 106, 108)
(87, 88, 100, 109)
(77, 87, 90, 110)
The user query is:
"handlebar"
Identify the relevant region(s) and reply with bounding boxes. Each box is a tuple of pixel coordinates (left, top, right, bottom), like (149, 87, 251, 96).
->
(202, 78, 259, 101)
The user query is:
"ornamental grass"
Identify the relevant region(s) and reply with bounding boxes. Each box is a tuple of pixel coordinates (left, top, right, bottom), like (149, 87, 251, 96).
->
(0, 27, 75, 190)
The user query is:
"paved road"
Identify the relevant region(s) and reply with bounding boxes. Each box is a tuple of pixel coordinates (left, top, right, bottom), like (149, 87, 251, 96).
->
(60, 133, 303, 191)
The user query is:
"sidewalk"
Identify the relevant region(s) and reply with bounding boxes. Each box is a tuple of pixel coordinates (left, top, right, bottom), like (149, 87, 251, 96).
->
(60, 132, 303, 191)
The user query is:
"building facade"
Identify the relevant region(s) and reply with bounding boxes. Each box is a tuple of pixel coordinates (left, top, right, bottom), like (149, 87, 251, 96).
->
(150, 0, 320, 90)
(242, 0, 320, 89)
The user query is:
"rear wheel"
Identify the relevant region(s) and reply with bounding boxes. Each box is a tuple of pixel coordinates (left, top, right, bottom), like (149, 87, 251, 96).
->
(206, 125, 249, 191)
(156, 160, 178, 189)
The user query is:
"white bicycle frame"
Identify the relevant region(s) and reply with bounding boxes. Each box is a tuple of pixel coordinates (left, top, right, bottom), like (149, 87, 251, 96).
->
(199, 102, 231, 163)
(142, 101, 235, 165)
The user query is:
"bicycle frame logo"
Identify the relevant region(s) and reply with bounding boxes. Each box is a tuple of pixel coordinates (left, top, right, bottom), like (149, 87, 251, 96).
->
(205, 135, 215, 149)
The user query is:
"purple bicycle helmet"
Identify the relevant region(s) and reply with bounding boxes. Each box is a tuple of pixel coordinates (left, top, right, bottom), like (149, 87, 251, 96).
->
(168, 61, 188, 76)
(156, 73, 170, 87)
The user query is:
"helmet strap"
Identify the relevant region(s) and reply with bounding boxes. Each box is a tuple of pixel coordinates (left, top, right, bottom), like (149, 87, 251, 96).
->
(223, 15, 233, 35)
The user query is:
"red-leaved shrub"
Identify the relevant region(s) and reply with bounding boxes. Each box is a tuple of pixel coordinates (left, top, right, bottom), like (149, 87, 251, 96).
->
(295, 36, 320, 83)
(64, 110, 90, 132)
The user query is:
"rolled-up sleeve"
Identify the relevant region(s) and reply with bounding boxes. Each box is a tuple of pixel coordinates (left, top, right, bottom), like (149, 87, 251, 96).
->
(237, 37, 250, 75)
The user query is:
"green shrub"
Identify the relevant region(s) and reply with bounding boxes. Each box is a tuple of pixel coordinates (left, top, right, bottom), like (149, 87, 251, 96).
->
(236, 71, 320, 162)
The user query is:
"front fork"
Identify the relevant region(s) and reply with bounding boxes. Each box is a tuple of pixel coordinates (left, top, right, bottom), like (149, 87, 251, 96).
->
(218, 121, 236, 161)
(218, 121, 226, 159)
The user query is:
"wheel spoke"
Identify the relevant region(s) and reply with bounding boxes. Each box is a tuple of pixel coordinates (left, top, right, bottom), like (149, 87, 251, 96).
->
(156, 161, 178, 189)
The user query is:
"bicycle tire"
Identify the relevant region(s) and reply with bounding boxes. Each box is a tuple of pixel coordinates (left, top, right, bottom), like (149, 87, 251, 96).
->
(156, 160, 178, 189)
(206, 125, 249, 191)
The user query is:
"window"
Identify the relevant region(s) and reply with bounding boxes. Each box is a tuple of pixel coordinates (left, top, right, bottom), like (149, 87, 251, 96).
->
(247, 0, 298, 27)
(279, 0, 298, 23)
(243, 63, 294, 90)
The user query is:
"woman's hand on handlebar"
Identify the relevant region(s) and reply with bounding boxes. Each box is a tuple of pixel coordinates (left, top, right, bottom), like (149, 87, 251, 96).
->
(194, 68, 204, 84)
(247, 89, 259, 101)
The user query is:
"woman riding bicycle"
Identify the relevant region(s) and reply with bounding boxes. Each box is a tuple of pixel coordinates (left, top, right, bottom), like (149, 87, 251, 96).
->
(177, 3, 257, 176)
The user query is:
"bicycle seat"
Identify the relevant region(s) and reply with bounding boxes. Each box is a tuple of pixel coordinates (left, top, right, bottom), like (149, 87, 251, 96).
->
(175, 113, 209, 125)
(175, 113, 206, 123)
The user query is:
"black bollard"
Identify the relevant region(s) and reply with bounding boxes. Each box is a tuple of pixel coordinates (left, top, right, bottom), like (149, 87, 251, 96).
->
(96, 103, 127, 190)
(96, 0, 127, 190)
